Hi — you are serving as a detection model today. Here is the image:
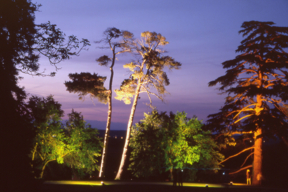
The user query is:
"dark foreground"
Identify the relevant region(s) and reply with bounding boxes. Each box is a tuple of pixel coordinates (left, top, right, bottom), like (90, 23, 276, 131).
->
(37, 181, 287, 192)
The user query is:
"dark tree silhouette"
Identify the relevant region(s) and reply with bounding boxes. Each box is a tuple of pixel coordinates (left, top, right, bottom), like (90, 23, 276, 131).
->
(0, 1, 89, 190)
(206, 21, 288, 185)
(65, 72, 108, 103)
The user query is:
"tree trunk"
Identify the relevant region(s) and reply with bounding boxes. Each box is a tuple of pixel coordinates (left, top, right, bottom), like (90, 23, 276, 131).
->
(98, 95, 111, 178)
(40, 160, 52, 179)
(115, 82, 142, 180)
(252, 128, 263, 185)
(98, 46, 116, 178)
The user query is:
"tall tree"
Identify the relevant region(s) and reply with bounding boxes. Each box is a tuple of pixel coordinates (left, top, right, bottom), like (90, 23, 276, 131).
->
(65, 28, 133, 178)
(114, 32, 181, 180)
(96, 28, 133, 178)
(0, 0, 89, 189)
(206, 21, 288, 185)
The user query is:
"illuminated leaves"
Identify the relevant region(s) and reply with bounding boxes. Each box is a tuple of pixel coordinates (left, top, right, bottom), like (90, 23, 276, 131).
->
(29, 96, 102, 178)
(114, 79, 137, 104)
(129, 111, 224, 179)
(115, 31, 181, 106)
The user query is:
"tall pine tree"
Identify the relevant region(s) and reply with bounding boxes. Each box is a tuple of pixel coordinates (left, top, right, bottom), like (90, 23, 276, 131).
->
(206, 21, 288, 185)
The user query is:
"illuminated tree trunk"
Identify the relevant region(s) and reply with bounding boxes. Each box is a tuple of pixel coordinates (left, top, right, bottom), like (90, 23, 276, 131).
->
(99, 47, 116, 178)
(40, 159, 53, 179)
(252, 128, 263, 185)
(99, 95, 111, 178)
(115, 82, 141, 180)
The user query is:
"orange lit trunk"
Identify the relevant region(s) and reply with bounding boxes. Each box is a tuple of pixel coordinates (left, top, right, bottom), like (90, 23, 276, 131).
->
(252, 128, 262, 185)
(115, 82, 141, 180)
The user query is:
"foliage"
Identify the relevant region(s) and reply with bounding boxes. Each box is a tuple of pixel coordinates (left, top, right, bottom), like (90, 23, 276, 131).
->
(64, 110, 102, 177)
(129, 110, 224, 181)
(207, 21, 288, 138)
(115, 32, 181, 105)
(28, 96, 102, 178)
(65, 72, 108, 103)
(206, 21, 288, 185)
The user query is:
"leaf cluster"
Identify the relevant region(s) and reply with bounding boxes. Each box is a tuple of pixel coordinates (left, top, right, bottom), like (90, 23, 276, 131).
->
(65, 72, 108, 103)
(115, 31, 181, 105)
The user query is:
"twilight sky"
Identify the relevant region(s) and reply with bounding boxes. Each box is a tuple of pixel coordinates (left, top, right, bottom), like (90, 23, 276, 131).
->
(19, 0, 288, 130)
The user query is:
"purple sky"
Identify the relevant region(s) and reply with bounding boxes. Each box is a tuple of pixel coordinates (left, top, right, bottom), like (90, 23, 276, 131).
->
(19, 0, 288, 130)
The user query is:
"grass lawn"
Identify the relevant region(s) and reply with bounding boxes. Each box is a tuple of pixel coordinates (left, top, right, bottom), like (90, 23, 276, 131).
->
(37, 181, 287, 192)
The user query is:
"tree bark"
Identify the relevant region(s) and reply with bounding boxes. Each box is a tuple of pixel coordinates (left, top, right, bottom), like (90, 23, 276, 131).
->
(115, 82, 142, 180)
(252, 128, 263, 185)
(99, 46, 116, 178)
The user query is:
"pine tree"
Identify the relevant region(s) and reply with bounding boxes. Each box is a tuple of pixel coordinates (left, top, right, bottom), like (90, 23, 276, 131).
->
(65, 28, 133, 178)
(114, 32, 181, 180)
(206, 21, 288, 185)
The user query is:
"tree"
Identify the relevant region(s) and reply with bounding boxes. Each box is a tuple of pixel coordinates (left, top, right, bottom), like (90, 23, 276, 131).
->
(64, 110, 102, 178)
(28, 96, 102, 179)
(1, 0, 89, 190)
(129, 111, 224, 181)
(96, 28, 133, 178)
(129, 111, 167, 179)
(28, 95, 67, 178)
(65, 27, 133, 178)
(206, 21, 288, 185)
(114, 31, 181, 180)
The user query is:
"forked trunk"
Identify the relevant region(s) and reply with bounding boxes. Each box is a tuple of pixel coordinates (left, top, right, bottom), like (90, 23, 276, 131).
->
(115, 82, 142, 180)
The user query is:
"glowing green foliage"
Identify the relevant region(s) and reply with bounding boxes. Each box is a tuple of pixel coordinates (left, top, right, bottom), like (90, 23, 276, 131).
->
(64, 110, 102, 176)
(29, 96, 102, 178)
(129, 110, 224, 180)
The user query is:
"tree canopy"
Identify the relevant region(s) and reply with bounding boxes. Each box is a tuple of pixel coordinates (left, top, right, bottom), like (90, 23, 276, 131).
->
(28, 95, 102, 178)
(129, 110, 223, 181)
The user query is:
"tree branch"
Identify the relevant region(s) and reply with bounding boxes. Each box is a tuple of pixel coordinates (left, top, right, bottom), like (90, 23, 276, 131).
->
(240, 152, 254, 167)
(220, 146, 254, 164)
(229, 165, 252, 175)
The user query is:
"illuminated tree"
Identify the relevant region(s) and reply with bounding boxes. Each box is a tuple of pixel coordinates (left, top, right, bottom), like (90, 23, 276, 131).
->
(206, 21, 288, 185)
(129, 111, 223, 181)
(114, 32, 181, 180)
(64, 110, 102, 178)
(29, 96, 102, 178)
(95, 28, 133, 178)
(28, 95, 66, 178)
(1, 0, 89, 189)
